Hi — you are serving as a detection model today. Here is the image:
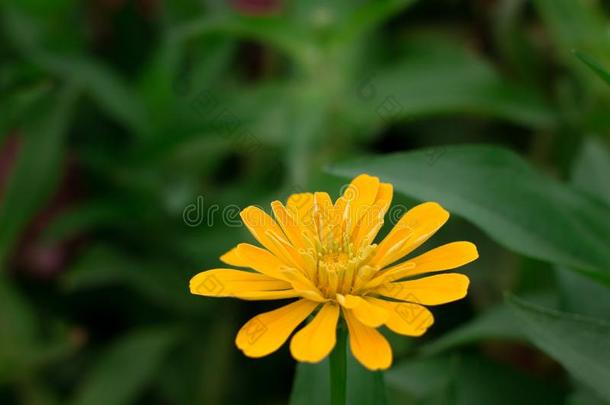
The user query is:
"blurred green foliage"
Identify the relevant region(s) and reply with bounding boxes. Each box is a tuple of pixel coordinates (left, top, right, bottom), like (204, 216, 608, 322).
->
(0, 0, 609, 404)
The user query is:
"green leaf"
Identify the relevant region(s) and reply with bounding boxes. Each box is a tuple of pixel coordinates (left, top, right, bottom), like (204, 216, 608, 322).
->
(71, 328, 179, 405)
(48, 58, 150, 137)
(571, 137, 610, 207)
(451, 354, 563, 405)
(290, 351, 386, 405)
(508, 295, 610, 402)
(421, 292, 557, 355)
(385, 356, 455, 402)
(534, 0, 610, 59)
(0, 78, 53, 136)
(2, 7, 150, 137)
(420, 305, 523, 356)
(331, 0, 417, 45)
(534, 0, 610, 89)
(0, 274, 74, 383)
(575, 52, 610, 87)
(3, 0, 73, 16)
(171, 13, 314, 69)
(387, 354, 563, 405)
(492, 0, 545, 85)
(285, 86, 330, 185)
(40, 201, 129, 243)
(346, 36, 556, 129)
(556, 268, 610, 322)
(329, 144, 610, 284)
(557, 138, 610, 320)
(0, 274, 37, 379)
(138, 35, 236, 131)
(567, 387, 607, 405)
(0, 84, 78, 269)
(63, 245, 197, 313)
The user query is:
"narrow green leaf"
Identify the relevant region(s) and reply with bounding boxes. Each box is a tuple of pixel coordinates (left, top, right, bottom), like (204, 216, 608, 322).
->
(171, 14, 314, 69)
(535, 0, 610, 57)
(508, 295, 610, 402)
(0, 84, 78, 268)
(286, 87, 330, 185)
(40, 201, 128, 243)
(331, 0, 417, 45)
(0, 274, 37, 378)
(64, 245, 196, 312)
(329, 145, 610, 284)
(2, 7, 149, 137)
(71, 328, 179, 405)
(534, 0, 610, 90)
(47, 58, 150, 137)
(0, 79, 53, 136)
(346, 36, 556, 129)
(138, 36, 235, 130)
(575, 51, 610, 87)
(0, 274, 73, 383)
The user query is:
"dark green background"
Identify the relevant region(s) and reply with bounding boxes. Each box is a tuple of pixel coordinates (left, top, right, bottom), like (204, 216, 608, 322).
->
(1, 1, 609, 404)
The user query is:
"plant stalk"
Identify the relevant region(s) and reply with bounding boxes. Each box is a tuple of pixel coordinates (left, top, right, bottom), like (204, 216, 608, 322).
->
(330, 322, 347, 405)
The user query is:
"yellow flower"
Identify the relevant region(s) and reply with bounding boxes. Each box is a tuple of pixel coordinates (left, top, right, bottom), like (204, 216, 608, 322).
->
(190, 174, 478, 370)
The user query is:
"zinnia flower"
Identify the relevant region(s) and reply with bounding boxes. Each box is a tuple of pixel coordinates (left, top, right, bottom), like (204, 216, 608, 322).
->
(190, 174, 478, 370)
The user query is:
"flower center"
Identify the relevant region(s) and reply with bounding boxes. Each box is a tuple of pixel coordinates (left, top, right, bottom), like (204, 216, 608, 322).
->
(320, 252, 348, 266)
(314, 244, 376, 299)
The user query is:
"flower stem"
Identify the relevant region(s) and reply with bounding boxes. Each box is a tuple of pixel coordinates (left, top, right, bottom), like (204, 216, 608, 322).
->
(330, 322, 347, 405)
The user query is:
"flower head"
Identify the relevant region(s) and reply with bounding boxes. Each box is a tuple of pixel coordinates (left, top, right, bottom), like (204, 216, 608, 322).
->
(190, 174, 478, 370)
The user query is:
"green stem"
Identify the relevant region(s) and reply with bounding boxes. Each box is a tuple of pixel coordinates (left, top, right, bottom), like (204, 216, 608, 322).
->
(330, 322, 347, 405)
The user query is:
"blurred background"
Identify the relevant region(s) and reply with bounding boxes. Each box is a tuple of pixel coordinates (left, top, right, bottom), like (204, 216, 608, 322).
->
(1, 0, 609, 404)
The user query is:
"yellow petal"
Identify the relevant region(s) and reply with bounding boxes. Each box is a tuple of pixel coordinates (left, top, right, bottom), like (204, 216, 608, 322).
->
(373, 182, 393, 212)
(282, 268, 327, 302)
(236, 300, 319, 357)
(370, 202, 449, 269)
(271, 201, 307, 250)
(363, 262, 416, 290)
(190, 269, 293, 298)
(313, 192, 335, 244)
(219, 246, 243, 267)
(220, 243, 289, 281)
(240, 206, 307, 270)
(366, 241, 478, 288)
(337, 294, 389, 327)
(240, 206, 288, 253)
(233, 290, 303, 300)
(407, 241, 478, 274)
(290, 303, 339, 362)
(344, 309, 392, 370)
(343, 174, 381, 233)
(375, 273, 469, 305)
(313, 191, 333, 213)
(341, 174, 380, 203)
(287, 192, 315, 233)
(368, 297, 434, 336)
(351, 183, 393, 248)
